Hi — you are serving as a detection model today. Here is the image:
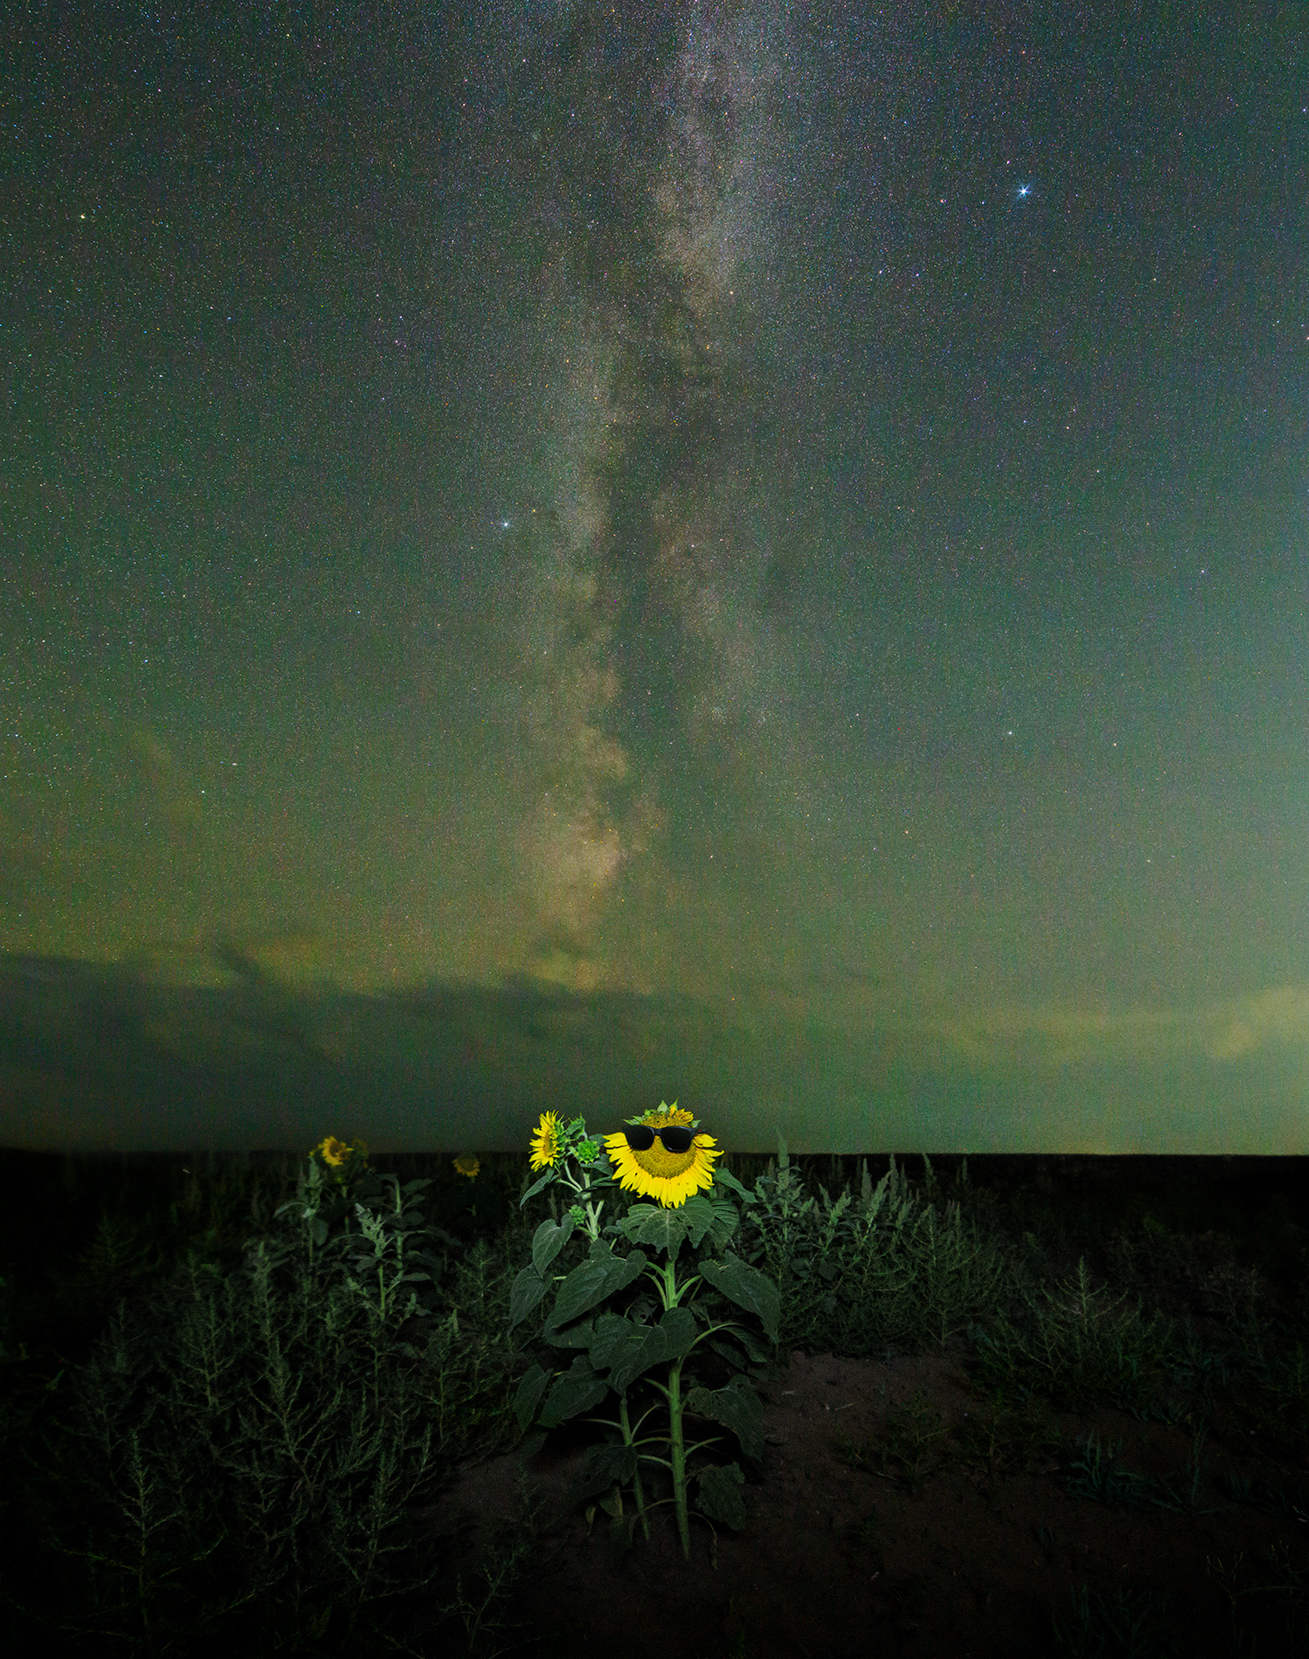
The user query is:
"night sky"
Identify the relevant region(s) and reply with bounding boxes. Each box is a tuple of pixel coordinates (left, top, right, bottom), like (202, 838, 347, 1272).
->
(4, 3, 1308, 1154)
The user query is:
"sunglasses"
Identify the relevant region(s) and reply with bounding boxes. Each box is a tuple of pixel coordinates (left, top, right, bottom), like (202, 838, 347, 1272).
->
(622, 1124, 697, 1154)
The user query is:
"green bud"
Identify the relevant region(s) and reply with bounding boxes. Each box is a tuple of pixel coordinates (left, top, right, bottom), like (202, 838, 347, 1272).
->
(568, 1204, 587, 1224)
(575, 1138, 601, 1164)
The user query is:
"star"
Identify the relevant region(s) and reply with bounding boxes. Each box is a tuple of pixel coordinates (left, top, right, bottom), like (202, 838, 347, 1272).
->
(1016, 183, 1031, 199)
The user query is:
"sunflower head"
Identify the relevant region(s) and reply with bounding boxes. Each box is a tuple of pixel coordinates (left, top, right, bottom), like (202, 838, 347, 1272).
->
(603, 1100, 722, 1209)
(313, 1136, 369, 1184)
(452, 1154, 480, 1180)
(529, 1111, 566, 1171)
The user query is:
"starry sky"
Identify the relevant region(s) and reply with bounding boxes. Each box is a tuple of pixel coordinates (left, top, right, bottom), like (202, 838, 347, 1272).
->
(4, 2, 1308, 1154)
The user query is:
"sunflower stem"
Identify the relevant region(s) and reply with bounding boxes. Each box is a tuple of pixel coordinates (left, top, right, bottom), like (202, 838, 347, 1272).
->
(619, 1393, 651, 1540)
(667, 1354, 691, 1558)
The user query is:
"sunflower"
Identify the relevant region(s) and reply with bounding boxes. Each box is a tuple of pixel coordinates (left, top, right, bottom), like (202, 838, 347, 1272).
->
(452, 1154, 480, 1180)
(314, 1136, 368, 1182)
(603, 1102, 722, 1209)
(529, 1111, 566, 1171)
(315, 1135, 350, 1168)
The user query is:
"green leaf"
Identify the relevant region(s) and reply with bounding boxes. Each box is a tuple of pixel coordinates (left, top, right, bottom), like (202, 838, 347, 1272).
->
(587, 1311, 638, 1373)
(549, 1316, 596, 1350)
(606, 1507, 640, 1564)
(513, 1363, 550, 1432)
(696, 1254, 780, 1342)
(705, 1325, 773, 1367)
(539, 1355, 611, 1428)
(678, 1194, 717, 1249)
(519, 1167, 556, 1208)
(710, 1167, 754, 1203)
(705, 1197, 740, 1250)
(684, 1375, 765, 1464)
(561, 1440, 640, 1511)
(543, 1247, 648, 1339)
(696, 1462, 748, 1530)
(507, 1264, 549, 1331)
(608, 1306, 699, 1396)
(531, 1213, 576, 1276)
(617, 1204, 691, 1262)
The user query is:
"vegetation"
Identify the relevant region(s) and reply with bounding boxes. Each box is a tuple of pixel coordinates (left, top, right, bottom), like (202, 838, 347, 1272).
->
(0, 1140, 1305, 1657)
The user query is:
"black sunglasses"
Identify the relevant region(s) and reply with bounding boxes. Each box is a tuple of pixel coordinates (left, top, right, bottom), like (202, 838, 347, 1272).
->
(622, 1124, 696, 1154)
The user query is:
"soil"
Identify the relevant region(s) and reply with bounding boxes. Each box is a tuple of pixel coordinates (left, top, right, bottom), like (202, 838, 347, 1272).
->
(426, 1337, 1307, 1659)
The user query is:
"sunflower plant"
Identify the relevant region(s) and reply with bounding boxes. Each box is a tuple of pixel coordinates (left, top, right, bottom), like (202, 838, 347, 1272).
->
(509, 1103, 780, 1561)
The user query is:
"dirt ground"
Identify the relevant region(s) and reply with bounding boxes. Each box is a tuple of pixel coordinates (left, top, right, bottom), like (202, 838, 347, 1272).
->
(426, 1338, 1308, 1659)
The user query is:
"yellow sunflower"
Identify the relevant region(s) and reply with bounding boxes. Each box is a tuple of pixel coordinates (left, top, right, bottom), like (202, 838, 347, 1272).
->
(314, 1136, 368, 1181)
(452, 1154, 480, 1179)
(603, 1102, 722, 1209)
(529, 1111, 566, 1171)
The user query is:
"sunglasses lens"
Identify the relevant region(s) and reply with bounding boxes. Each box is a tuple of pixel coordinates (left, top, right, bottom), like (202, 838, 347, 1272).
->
(622, 1125, 696, 1153)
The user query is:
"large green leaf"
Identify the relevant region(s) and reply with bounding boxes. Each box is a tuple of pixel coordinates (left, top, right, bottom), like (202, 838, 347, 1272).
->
(705, 1196, 740, 1250)
(696, 1253, 780, 1342)
(560, 1440, 641, 1511)
(549, 1315, 596, 1350)
(607, 1306, 699, 1396)
(695, 1462, 747, 1530)
(507, 1264, 549, 1331)
(678, 1194, 717, 1250)
(531, 1214, 576, 1277)
(538, 1354, 611, 1428)
(513, 1363, 550, 1432)
(684, 1375, 765, 1464)
(543, 1245, 648, 1339)
(617, 1204, 690, 1261)
(587, 1311, 639, 1373)
(705, 1324, 773, 1368)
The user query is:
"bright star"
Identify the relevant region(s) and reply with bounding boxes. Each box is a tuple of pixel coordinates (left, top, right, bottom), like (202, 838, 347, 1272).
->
(1016, 183, 1031, 199)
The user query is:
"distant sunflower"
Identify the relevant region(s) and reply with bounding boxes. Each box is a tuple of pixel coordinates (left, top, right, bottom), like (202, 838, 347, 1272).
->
(452, 1154, 480, 1180)
(604, 1102, 722, 1209)
(529, 1111, 566, 1171)
(314, 1136, 368, 1182)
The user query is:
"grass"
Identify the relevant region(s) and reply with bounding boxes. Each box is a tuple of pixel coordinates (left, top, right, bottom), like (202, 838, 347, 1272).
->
(0, 1144, 1306, 1657)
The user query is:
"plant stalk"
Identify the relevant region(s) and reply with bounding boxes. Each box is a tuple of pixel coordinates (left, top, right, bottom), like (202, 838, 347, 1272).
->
(619, 1393, 652, 1540)
(667, 1356, 690, 1558)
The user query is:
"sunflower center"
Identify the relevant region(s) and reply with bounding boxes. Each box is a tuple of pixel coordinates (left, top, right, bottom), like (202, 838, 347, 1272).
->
(633, 1142, 697, 1177)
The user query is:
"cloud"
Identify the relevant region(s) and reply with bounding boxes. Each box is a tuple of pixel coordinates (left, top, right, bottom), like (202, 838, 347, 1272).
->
(911, 983, 1309, 1070)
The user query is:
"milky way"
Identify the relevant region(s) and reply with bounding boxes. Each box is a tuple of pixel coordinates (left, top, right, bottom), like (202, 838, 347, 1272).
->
(504, 5, 800, 992)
